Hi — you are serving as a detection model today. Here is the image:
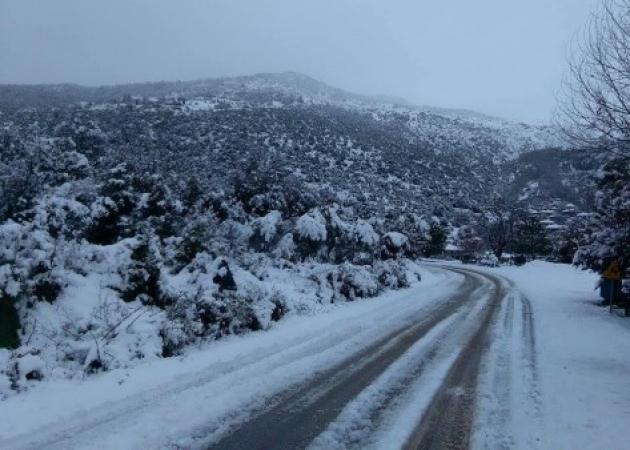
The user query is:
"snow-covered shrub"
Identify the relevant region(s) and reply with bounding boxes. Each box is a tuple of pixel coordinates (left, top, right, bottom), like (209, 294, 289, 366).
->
(0, 220, 66, 305)
(478, 252, 499, 267)
(136, 174, 183, 238)
(380, 232, 410, 259)
(323, 207, 376, 264)
(274, 233, 296, 260)
(296, 209, 327, 241)
(159, 254, 287, 356)
(329, 263, 379, 301)
(232, 153, 319, 218)
(167, 213, 218, 271)
(212, 219, 253, 257)
(294, 208, 328, 259)
(354, 219, 379, 247)
(345, 218, 380, 264)
(54, 151, 91, 184)
(118, 233, 165, 306)
(374, 260, 410, 289)
(30, 191, 91, 240)
(85, 164, 137, 245)
(385, 213, 431, 258)
(250, 210, 283, 251)
(3, 349, 45, 393)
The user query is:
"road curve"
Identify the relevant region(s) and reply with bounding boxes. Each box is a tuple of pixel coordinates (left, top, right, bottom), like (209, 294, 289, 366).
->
(209, 266, 508, 450)
(403, 267, 506, 450)
(0, 266, 523, 450)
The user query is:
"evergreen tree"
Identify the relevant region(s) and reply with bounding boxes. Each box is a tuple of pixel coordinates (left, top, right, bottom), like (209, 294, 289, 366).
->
(425, 222, 447, 257)
(575, 158, 630, 277)
(510, 212, 551, 258)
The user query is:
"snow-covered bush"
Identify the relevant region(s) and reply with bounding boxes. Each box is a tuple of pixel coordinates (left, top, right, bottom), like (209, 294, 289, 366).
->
(159, 254, 288, 356)
(294, 208, 328, 259)
(380, 232, 410, 259)
(118, 233, 164, 306)
(274, 233, 296, 260)
(330, 263, 379, 301)
(250, 210, 283, 251)
(374, 260, 410, 289)
(354, 219, 379, 246)
(0, 139, 421, 395)
(167, 213, 219, 270)
(85, 164, 137, 245)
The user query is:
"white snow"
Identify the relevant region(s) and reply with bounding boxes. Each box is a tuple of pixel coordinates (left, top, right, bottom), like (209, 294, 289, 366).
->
(295, 209, 327, 241)
(354, 220, 379, 246)
(1, 261, 628, 450)
(473, 261, 630, 450)
(0, 266, 457, 449)
(251, 210, 282, 243)
(383, 232, 408, 248)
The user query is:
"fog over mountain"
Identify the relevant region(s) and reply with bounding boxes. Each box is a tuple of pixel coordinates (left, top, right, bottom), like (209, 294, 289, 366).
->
(0, 0, 599, 122)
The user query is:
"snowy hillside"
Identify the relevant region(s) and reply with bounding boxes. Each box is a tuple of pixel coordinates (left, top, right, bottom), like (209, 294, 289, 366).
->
(0, 72, 578, 223)
(0, 73, 598, 402)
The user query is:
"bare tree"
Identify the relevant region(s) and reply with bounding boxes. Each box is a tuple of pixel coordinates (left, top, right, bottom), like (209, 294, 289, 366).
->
(559, 0, 630, 157)
(558, 1, 630, 279)
(481, 196, 518, 259)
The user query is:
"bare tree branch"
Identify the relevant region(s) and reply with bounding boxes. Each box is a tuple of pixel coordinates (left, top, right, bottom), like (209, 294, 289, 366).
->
(557, 0, 630, 159)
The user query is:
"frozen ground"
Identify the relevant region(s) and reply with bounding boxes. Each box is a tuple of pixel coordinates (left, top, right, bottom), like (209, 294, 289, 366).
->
(0, 261, 628, 450)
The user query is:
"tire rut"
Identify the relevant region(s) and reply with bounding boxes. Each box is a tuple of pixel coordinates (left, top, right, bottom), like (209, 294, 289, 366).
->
(205, 271, 485, 450)
(404, 268, 506, 450)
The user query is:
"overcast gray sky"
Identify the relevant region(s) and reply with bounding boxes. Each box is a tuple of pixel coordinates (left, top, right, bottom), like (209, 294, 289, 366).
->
(0, 0, 600, 122)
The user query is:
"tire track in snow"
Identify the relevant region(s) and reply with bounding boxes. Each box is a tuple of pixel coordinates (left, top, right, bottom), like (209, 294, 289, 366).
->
(515, 290, 544, 446)
(403, 267, 507, 450)
(472, 290, 517, 449)
(204, 270, 487, 450)
(471, 277, 543, 450)
(308, 279, 495, 450)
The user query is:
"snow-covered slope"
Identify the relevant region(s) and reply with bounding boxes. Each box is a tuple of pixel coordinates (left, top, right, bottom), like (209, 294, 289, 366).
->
(0, 73, 596, 402)
(0, 71, 564, 161)
(0, 72, 577, 224)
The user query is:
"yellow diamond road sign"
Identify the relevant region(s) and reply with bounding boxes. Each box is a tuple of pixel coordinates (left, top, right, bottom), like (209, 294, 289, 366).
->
(603, 260, 621, 280)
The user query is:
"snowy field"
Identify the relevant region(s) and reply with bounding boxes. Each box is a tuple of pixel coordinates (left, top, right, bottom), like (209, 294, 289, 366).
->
(0, 261, 629, 449)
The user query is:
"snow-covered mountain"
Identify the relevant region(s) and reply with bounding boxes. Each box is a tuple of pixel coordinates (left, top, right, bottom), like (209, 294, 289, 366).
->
(0, 72, 574, 220)
(1, 71, 564, 158)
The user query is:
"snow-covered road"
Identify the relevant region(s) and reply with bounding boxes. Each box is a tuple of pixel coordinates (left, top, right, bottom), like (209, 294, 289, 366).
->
(2, 262, 627, 450)
(0, 265, 531, 449)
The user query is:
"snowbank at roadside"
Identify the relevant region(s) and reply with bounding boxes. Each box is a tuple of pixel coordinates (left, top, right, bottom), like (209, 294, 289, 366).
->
(489, 261, 630, 450)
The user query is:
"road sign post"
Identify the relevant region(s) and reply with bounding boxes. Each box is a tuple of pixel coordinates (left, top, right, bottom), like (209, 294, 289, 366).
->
(609, 280, 615, 313)
(602, 260, 622, 314)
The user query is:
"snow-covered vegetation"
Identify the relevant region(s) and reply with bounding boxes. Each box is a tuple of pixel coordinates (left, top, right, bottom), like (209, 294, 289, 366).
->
(0, 70, 623, 397)
(0, 140, 426, 396)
